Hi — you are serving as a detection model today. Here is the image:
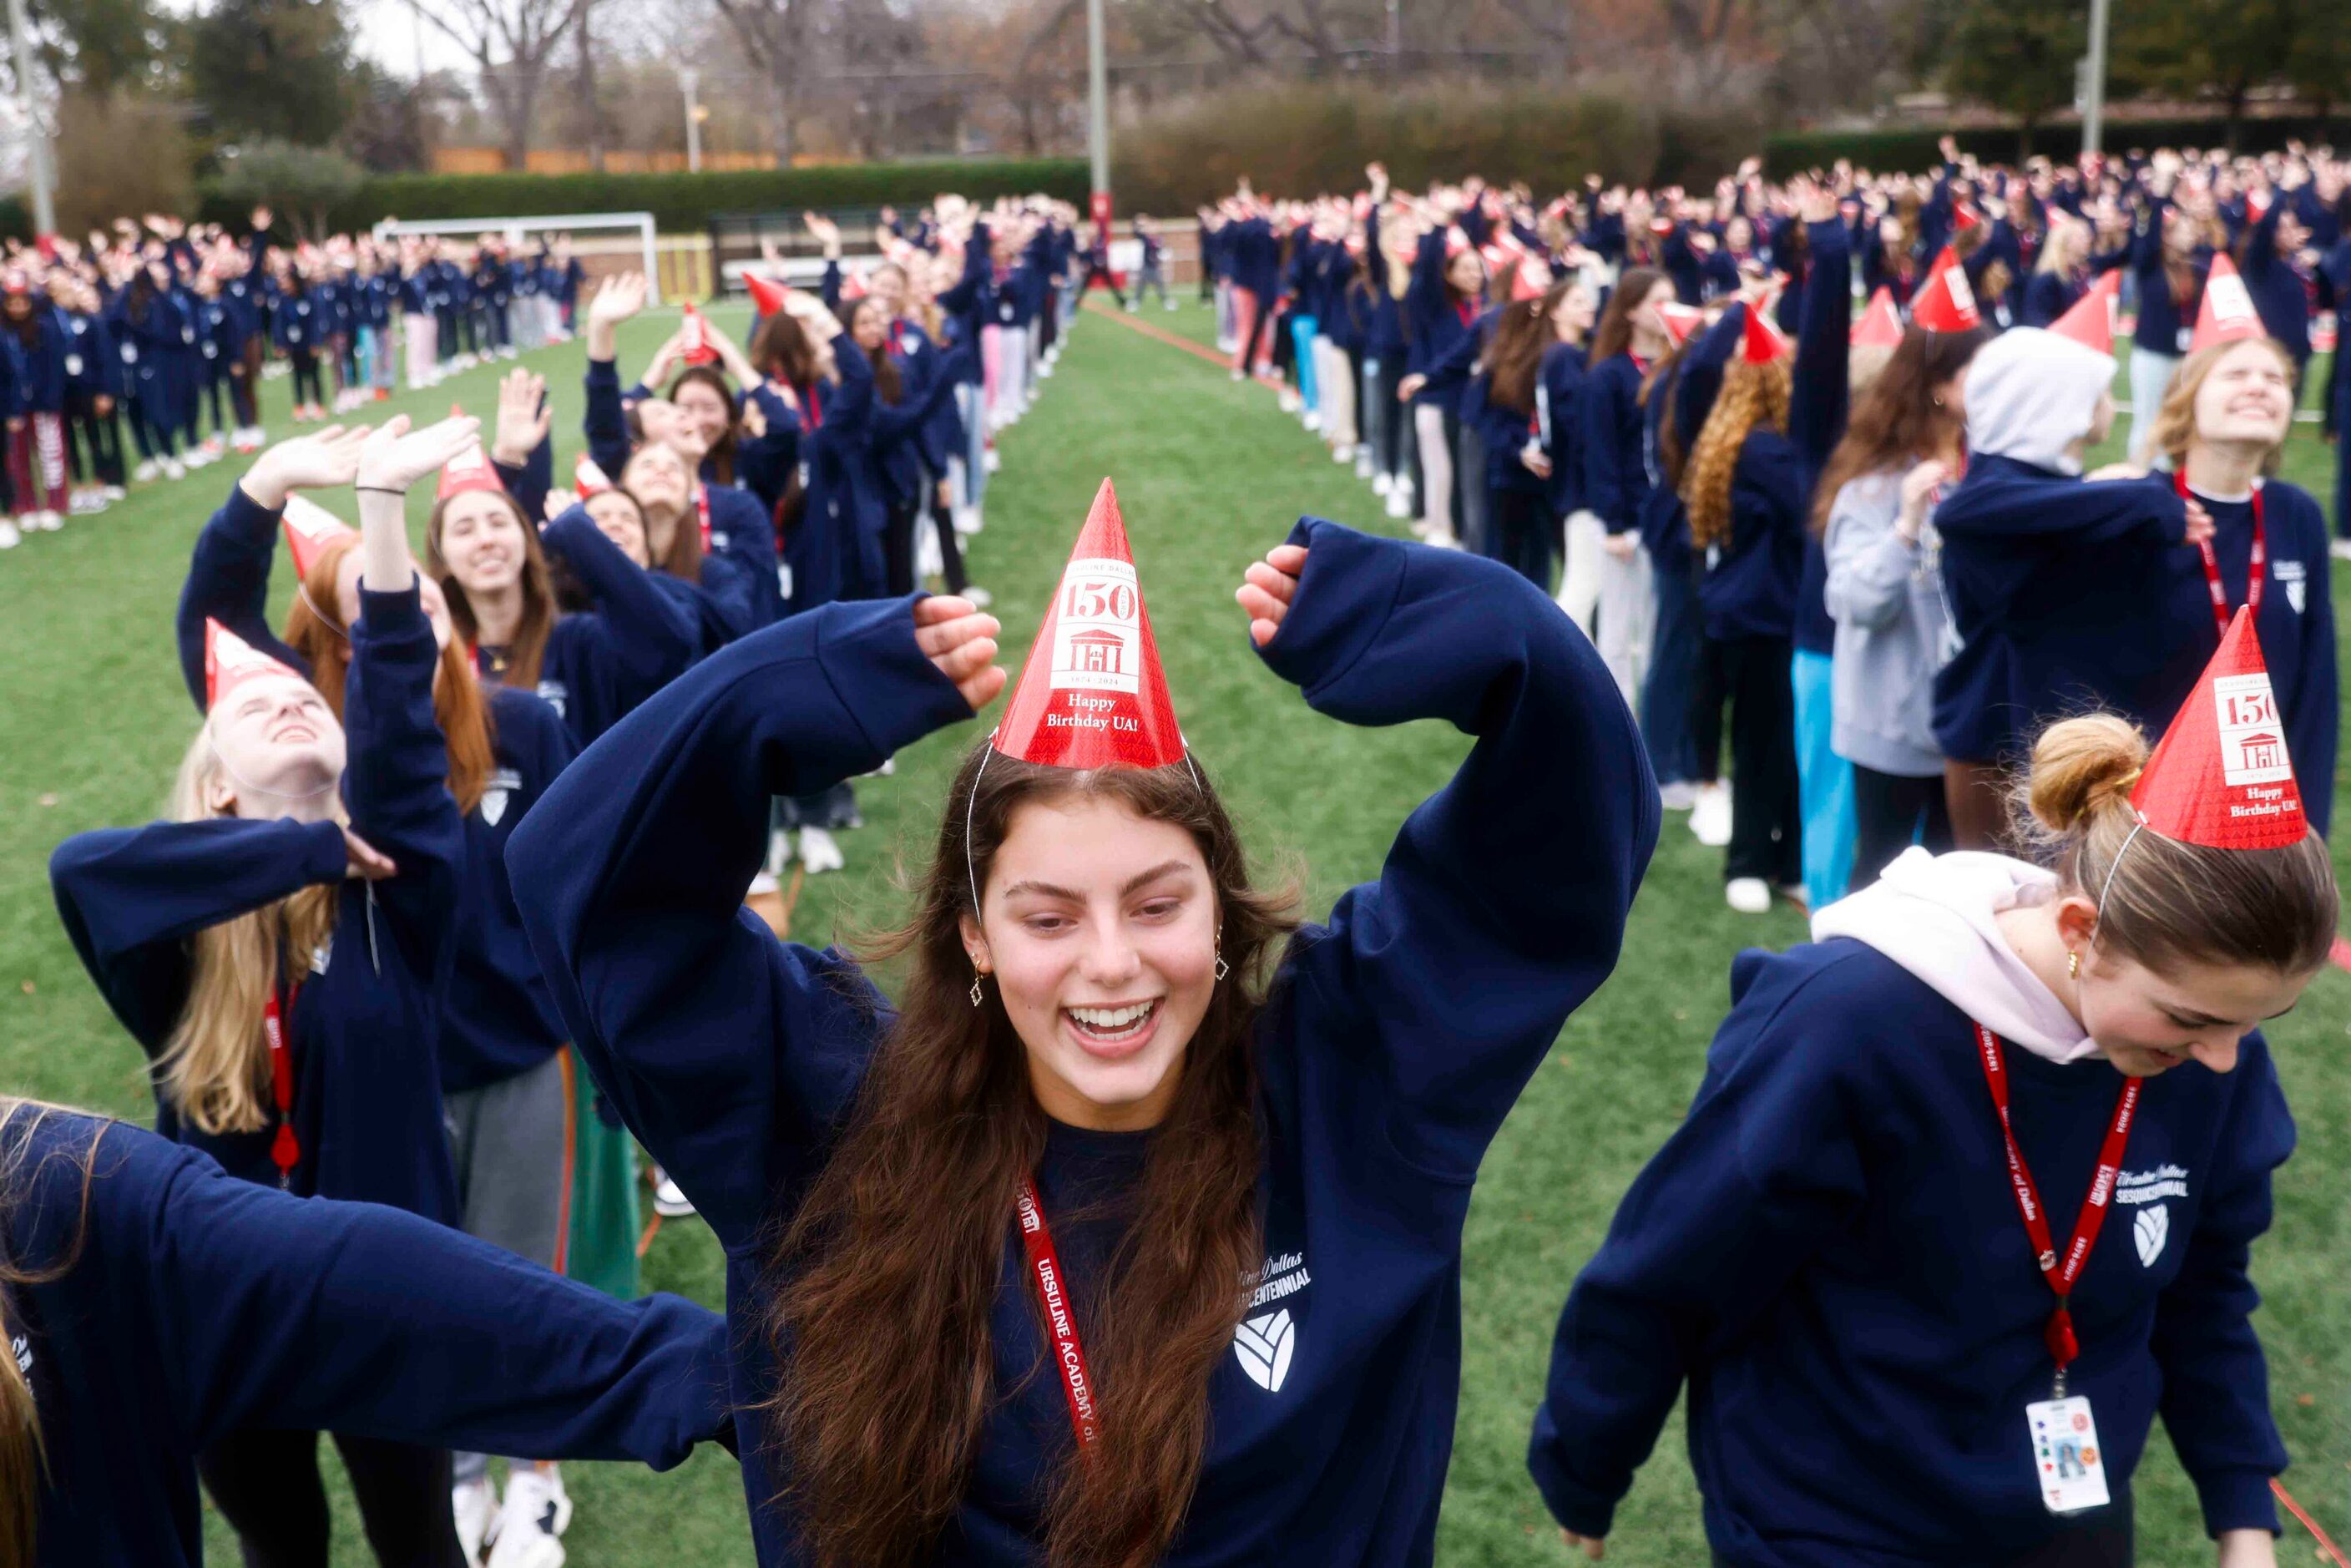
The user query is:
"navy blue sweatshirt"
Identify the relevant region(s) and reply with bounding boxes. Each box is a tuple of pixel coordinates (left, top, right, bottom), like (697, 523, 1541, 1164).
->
(1930, 459, 2333, 829)
(534, 506, 703, 745)
(53, 584, 464, 1218)
(1530, 938, 2293, 1560)
(2129, 197, 2207, 357)
(171, 486, 579, 1092)
(1579, 352, 1655, 538)
(1536, 341, 1590, 518)
(508, 524, 1658, 1565)
(4, 1109, 730, 1567)
(1687, 310, 1807, 643)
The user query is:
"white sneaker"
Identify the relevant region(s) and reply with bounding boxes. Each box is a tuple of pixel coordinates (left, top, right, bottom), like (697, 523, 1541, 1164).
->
(1278, 389, 1302, 414)
(1355, 451, 1375, 480)
(1125, 301, 1138, 312)
(746, 869, 779, 897)
(1331, 442, 1353, 463)
(1725, 878, 1772, 915)
(1385, 488, 1412, 520)
(1231, 367, 1246, 382)
(453, 1474, 498, 1568)
(1427, 530, 1462, 550)
(763, 827, 793, 881)
(104, 484, 125, 501)
(2332, 539, 2351, 563)
(1302, 411, 1322, 432)
(1165, 299, 1178, 311)
(133, 458, 159, 483)
(0, 519, 18, 549)
(484, 1465, 570, 1568)
(1691, 781, 1733, 847)
(798, 827, 845, 874)
(1373, 471, 1393, 496)
(1657, 781, 1698, 812)
(1038, 362, 1054, 379)
(163, 458, 185, 481)
(34, 510, 59, 531)
(983, 448, 1001, 473)
(651, 1168, 696, 1217)
(953, 504, 982, 536)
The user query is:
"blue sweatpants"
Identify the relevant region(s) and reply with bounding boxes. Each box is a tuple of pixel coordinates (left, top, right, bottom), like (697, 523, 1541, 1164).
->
(1792, 647, 1854, 909)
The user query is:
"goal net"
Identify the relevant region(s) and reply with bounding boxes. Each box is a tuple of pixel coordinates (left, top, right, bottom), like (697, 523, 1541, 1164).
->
(371, 212, 663, 303)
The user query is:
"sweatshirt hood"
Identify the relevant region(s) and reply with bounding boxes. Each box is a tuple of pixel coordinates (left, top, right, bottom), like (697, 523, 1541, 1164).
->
(1811, 847, 2101, 1064)
(1963, 326, 2116, 477)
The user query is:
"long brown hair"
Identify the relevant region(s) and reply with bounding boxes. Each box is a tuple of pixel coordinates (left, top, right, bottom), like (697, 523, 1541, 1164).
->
(1811, 326, 1988, 532)
(283, 537, 496, 816)
(751, 311, 820, 389)
(1590, 267, 1666, 366)
(0, 1100, 108, 1568)
(849, 300, 903, 404)
(765, 746, 1297, 1568)
(666, 365, 743, 486)
(424, 490, 558, 690)
(1682, 351, 1791, 552)
(615, 448, 709, 583)
(1484, 286, 1564, 417)
(2014, 714, 2336, 974)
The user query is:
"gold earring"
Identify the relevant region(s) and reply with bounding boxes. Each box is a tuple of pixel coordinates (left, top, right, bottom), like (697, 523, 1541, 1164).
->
(2067, 950, 2081, 980)
(1214, 935, 1230, 984)
(969, 955, 987, 1009)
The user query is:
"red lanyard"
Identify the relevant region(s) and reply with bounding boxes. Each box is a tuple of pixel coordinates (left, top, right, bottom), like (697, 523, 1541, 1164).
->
(265, 980, 303, 1188)
(695, 483, 712, 552)
(804, 381, 822, 431)
(1016, 1176, 1099, 1448)
(1972, 1024, 2141, 1394)
(2174, 470, 2264, 638)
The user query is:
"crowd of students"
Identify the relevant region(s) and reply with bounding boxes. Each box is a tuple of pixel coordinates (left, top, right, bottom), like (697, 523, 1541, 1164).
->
(1200, 140, 2345, 919)
(6, 151, 2343, 1568)
(0, 210, 584, 549)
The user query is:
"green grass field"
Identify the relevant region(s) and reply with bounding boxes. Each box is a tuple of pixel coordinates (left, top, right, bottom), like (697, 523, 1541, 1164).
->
(0, 296, 2343, 1565)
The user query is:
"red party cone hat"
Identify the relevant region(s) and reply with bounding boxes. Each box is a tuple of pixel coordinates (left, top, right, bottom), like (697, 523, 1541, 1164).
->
(744, 271, 789, 317)
(436, 407, 505, 503)
(1656, 301, 1704, 348)
(680, 303, 720, 365)
(1443, 227, 1472, 260)
(1509, 256, 1551, 302)
(2048, 271, 2121, 355)
(2129, 608, 2307, 850)
(574, 454, 614, 498)
(1740, 303, 1785, 364)
(204, 620, 304, 709)
(281, 495, 356, 579)
(1909, 246, 1980, 332)
(1852, 286, 1904, 349)
(991, 478, 1186, 771)
(2191, 254, 2263, 353)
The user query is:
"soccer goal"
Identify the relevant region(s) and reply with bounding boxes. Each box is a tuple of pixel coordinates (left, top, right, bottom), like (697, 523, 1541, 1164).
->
(371, 212, 663, 303)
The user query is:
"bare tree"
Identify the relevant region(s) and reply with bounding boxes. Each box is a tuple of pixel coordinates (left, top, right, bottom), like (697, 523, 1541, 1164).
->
(407, 0, 590, 169)
(700, 0, 822, 164)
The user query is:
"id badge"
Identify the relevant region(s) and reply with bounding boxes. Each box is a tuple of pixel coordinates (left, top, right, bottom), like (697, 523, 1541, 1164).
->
(2026, 1396, 2111, 1515)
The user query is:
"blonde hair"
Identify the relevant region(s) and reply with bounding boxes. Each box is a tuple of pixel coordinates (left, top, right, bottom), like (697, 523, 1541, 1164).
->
(156, 729, 340, 1136)
(1681, 353, 1791, 553)
(2148, 336, 2296, 474)
(2013, 713, 2336, 974)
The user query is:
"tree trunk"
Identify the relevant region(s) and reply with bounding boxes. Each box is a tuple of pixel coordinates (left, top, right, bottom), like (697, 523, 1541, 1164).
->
(771, 76, 796, 168)
(503, 68, 537, 171)
(577, 3, 604, 172)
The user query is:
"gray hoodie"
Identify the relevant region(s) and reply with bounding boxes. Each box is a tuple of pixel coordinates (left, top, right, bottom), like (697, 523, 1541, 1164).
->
(1823, 470, 1950, 776)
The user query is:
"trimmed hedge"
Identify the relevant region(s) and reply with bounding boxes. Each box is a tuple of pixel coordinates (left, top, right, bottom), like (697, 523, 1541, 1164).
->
(195, 157, 1089, 234)
(1111, 86, 1751, 212)
(1764, 114, 2348, 175)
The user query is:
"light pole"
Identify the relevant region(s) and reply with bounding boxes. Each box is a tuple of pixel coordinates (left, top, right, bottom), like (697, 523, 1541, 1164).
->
(681, 67, 703, 173)
(8, 0, 50, 237)
(1085, 0, 1109, 240)
(2081, 0, 2112, 157)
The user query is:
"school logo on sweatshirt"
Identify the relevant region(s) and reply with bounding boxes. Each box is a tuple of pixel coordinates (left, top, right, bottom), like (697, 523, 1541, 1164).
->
(534, 679, 568, 720)
(480, 766, 523, 827)
(2132, 1205, 2169, 1267)
(2274, 559, 2307, 615)
(2116, 1166, 2186, 1267)
(1234, 1250, 1310, 1393)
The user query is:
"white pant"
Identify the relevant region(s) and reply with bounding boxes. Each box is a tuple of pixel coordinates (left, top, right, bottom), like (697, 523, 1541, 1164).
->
(402, 314, 437, 389)
(1555, 509, 1606, 633)
(1313, 337, 1356, 448)
(995, 325, 1029, 425)
(1413, 402, 1454, 542)
(1595, 543, 1654, 708)
(2126, 346, 2182, 466)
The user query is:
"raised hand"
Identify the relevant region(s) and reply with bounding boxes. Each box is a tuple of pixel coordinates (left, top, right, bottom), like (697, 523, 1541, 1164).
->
(540, 487, 579, 524)
(490, 368, 552, 466)
(1235, 544, 1307, 648)
(586, 271, 647, 327)
(356, 412, 483, 496)
(913, 595, 1004, 711)
(240, 425, 372, 510)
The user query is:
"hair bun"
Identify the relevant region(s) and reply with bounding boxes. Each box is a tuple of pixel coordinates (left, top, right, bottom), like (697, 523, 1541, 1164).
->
(2023, 714, 2151, 835)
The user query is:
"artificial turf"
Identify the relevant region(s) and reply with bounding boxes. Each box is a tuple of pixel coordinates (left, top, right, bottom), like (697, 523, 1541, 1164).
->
(0, 295, 2342, 1565)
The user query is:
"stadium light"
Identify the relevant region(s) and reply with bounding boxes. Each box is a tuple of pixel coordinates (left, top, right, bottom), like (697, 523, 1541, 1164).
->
(1086, 0, 1110, 239)
(682, 67, 703, 174)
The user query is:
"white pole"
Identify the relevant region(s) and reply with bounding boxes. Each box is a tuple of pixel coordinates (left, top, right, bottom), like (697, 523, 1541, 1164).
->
(8, 0, 50, 236)
(1085, 0, 1109, 237)
(682, 67, 702, 174)
(2081, 0, 2112, 157)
